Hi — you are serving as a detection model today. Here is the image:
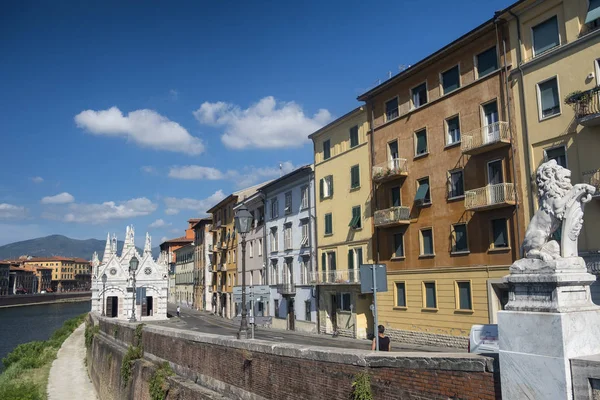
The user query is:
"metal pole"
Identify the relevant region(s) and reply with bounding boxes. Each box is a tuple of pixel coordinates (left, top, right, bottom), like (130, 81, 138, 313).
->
(130, 273, 137, 322)
(373, 265, 379, 352)
(102, 282, 106, 316)
(251, 299, 255, 339)
(238, 234, 248, 339)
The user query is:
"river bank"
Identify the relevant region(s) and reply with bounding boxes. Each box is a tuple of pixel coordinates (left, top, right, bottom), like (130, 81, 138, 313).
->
(0, 292, 91, 309)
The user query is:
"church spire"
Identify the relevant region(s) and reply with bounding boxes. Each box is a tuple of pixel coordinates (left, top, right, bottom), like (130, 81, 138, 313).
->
(144, 232, 152, 256)
(102, 232, 112, 262)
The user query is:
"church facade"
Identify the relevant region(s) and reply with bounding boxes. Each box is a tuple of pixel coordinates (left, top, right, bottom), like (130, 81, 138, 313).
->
(91, 225, 169, 321)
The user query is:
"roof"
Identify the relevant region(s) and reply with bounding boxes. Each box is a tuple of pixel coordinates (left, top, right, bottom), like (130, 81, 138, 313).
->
(161, 236, 193, 244)
(9, 266, 33, 273)
(70, 258, 90, 263)
(207, 180, 272, 213)
(23, 256, 75, 263)
(308, 106, 364, 140)
(258, 164, 313, 193)
(191, 217, 212, 229)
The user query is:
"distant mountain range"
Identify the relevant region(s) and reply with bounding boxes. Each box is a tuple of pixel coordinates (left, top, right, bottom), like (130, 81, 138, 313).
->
(0, 234, 160, 261)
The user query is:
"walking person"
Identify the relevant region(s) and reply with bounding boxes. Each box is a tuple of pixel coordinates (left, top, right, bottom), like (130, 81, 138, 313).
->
(371, 325, 391, 351)
(176, 305, 181, 318)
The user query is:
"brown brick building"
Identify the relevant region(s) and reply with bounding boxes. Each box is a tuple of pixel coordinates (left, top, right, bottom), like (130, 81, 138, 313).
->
(358, 18, 525, 347)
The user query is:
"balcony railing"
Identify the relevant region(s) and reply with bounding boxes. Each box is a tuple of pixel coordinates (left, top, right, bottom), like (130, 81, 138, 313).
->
(582, 168, 600, 197)
(464, 183, 516, 211)
(568, 87, 600, 126)
(276, 283, 296, 295)
(374, 206, 411, 228)
(372, 158, 408, 182)
(308, 270, 360, 285)
(461, 122, 510, 155)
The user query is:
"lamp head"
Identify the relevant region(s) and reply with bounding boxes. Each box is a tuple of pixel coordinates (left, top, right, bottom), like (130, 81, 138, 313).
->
(129, 255, 139, 273)
(101, 273, 107, 284)
(234, 205, 253, 235)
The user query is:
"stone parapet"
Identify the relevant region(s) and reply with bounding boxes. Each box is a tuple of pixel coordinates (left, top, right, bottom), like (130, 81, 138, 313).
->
(385, 327, 469, 350)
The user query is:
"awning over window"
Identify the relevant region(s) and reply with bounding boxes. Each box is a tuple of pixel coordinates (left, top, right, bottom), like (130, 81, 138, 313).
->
(586, 0, 600, 24)
(414, 183, 429, 202)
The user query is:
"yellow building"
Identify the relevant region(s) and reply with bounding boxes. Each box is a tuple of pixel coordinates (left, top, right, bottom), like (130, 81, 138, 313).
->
(309, 106, 374, 339)
(499, 0, 600, 259)
(22, 256, 76, 292)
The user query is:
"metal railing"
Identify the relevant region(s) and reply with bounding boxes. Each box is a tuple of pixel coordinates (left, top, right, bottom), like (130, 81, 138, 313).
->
(461, 121, 510, 153)
(464, 183, 516, 210)
(374, 206, 411, 227)
(372, 158, 408, 181)
(569, 87, 600, 119)
(582, 168, 600, 196)
(276, 283, 296, 295)
(308, 270, 360, 284)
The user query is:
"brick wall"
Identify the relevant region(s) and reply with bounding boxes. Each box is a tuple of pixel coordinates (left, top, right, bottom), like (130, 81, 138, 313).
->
(386, 327, 469, 349)
(91, 315, 500, 400)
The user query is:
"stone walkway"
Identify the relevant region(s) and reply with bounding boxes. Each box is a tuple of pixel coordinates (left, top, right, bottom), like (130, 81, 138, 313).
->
(47, 323, 98, 400)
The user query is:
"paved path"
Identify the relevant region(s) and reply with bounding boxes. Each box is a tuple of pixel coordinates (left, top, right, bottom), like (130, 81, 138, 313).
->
(47, 323, 98, 400)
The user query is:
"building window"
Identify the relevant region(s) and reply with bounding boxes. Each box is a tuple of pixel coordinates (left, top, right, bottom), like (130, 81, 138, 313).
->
(446, 116, 460, 145)
(274, 299, 279, 318)
(395, 282, 406, 307)
(586, 1, 600, 26)
(339, 293, 351, 311)
(411, 82, 428, 108)
(350, 165, 360, 189)
(452, 223, 469, 253)
(324, 213, 333, 235)
(393, 232, 404, 258)
(537, 77, 560, 119)
(349, 206, 362, 229)
(270, 228, 278, 252)
(323, 139, 331, 160)
(285, 191, 292, 214)
(349, 125, 359, 148)
(301, 257, 310, 284)
(301, 220, 309, 247)
(441, 65, 460, 94)
(420, 228, 434, 256)
(385, 97, 399, 121)
(423, 282, 437, 309)
(415, 129, 428, 156)
(545, 145, 567, 168)
(448, 169, 464, 199)
(320, 175, 334, 200)
(391, 186, 401, 207)
(284, 224, 292, 250)
(250, 240, 255, 257)
(347, 247, 363, 282)
(271, 261, 279, 285)
(301, 186, 309, 209)
(491, 218, 509, 249)
(456, 281, 472, 310)
(258, 238, 263, 256)
(415, 177, 431, 205)
(476, 46, 498, 78)
(305, 300, 312, 321)
(271, 198, 279, 219)
(533, 16, 559, 56)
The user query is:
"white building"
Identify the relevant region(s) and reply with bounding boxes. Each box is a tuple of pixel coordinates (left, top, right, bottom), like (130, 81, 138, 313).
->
(91, 226, 168, 321)
(173, 244, 194, 308)
(262, 165, 317, 333)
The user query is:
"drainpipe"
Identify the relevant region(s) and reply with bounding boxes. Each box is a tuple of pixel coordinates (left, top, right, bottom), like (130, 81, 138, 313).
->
(508, 9, 535, 220)
(306, 169, 316, 325)
(311, 141, 322, 335)
(367, 102, 380, 264)
(495, 15, 522, 254)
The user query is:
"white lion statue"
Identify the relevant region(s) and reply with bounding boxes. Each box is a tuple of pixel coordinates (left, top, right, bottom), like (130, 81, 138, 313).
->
(522, 160, 595, 261)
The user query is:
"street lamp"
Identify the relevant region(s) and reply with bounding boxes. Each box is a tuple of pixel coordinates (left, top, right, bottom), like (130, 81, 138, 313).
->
(101, 273, 107, 317)
(234, 205, 253, 339)
(129, 256, 139, 322)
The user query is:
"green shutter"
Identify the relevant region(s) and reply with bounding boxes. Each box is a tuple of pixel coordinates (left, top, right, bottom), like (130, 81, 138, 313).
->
(348, 250, 354, 271)
(493, 219, 508, 248)
(331, 252, 336, 270)
(356, 248, 363, 266)
(458, 282, 472, 310)
(321, 253, 326, 271)
(350, 126, 359, 148)
(330, 176, 334, 196)
(319, 178, 324, 200)
(442, 66, 460, 94)
(351, 165, 360, 188)
(416, 131, 427, 154)
(586, 0, 600, 23)
(414, 183, 429, 203)
(396, 282, 406, 307)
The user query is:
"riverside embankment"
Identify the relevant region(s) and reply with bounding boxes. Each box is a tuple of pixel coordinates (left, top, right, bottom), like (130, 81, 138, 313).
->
(0, 292, 91, 308)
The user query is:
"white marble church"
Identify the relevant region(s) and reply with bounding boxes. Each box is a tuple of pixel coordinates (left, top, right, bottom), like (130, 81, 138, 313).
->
(91, 225, 169, 321)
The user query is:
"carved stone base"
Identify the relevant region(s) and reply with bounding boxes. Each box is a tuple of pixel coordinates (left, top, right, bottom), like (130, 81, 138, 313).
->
(505, 257, 597, 312)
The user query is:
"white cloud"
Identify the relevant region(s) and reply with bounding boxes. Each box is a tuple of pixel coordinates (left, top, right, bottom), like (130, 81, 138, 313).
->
(0, 204, 27, 220)
(164, 190, 225, 216)
(59, 197, 157, 224)
(31, 177, 44, 184)
(168, 161, 295, 188)
(74, 106, 204, 155)
(193, 96, 332, 149)
(41, 192, 75, 205)
(141, 166, 156, 174)
(149, 219, 171, 229)
(160, 236, 168, 243)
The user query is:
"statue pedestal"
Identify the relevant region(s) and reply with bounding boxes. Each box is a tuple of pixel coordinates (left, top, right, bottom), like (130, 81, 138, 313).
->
(499, 257, 600, 399)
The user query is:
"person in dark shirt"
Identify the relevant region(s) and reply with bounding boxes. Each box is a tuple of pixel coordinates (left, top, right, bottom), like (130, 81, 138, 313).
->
(371, 324, 391, 351)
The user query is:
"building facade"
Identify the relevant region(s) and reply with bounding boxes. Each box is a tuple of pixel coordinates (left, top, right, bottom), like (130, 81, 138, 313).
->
(91, 226, 168, 321)
(261, 165, 317, 333)
(22, 256, 77, 292)
(192, 218, 212, 311)
(309, 107, 375, 339)
(357, 18, 524, 347)
(0, 263, 9, 295)
(173, 244, 195, 308)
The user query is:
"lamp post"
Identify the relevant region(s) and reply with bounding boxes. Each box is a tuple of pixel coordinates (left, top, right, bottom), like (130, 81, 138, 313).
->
(234, 205, 253, 339)
(101, 273, 107, 317)
(129, 256, 139, 322)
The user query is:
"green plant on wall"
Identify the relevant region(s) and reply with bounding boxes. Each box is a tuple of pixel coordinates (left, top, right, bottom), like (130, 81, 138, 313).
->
(120, 345, 143, 386)
(113, 326, 119, 339)
(134, 323, 144, 347)
(84, 323, 100, 349)
(351, 372, 373, 400)
(149, 362, 175, 400)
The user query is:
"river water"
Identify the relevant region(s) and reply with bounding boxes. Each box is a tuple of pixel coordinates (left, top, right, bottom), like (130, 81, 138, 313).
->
(0, 301, 91, 370)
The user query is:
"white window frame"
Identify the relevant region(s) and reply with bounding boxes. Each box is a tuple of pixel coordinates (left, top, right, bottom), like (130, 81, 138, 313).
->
(451, 223, 470, 254)
(301, 220, 309, 247)
(301, 186, 309, 209)
(392, 231, 405, 259)
(448, 168, 465, 200)
(410, 81, 428, 110)
(284, 224, 292, 250)
(249, 240, 254, 258)
(285, 191, 292, 214)
(323, 175, 333, 199)
(270, 228, 278, 252)
(414, 128, 428, 157)
(536, 75, 561, 121)
(543, 144, 568, 169)
(419, 227, 435, 257)
(258, 238, 263, 256)
(445, 114, 461, 146)
(271, 198, 279, 219)
(384, 95, 400, 122)
(474, 46, 499, 79)
(440, 64, 461, 96)
(531, 15, 561, 58)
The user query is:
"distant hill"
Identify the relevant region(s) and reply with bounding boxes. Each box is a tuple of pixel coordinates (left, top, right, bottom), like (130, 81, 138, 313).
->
(0, 234, 160, 261)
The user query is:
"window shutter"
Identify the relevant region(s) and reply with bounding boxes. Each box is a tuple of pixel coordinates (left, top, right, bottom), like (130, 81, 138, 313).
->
(356, 248, 363, 266)
(321, 253, 326, 271)
(319, 179, 324, 200)
(348, 249, 354, 271)
(329, 176, 334, 196)
(416, 132, 427, 154)
(331, 252, 336, 270)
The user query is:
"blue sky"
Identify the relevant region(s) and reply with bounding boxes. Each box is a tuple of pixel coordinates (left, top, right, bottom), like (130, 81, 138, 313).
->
(0, 0, 513, 247)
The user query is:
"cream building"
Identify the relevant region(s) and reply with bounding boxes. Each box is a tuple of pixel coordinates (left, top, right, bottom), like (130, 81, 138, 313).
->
(308, 106, 374, 339)
(173, 244, 195, 308)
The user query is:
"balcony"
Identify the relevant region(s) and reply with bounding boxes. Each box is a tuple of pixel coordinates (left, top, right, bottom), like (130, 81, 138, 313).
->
(374, 206, 411, 228)
(372, 158, 408, 183)
(308, 270, 360, 285)
(568, 87, 600, 127)
(276, 283, 296, 295)
(582, 168, 600, 197)
(461, 122, 510, 155)
(211, 220, 222, 232)
(464, 183, 516, 211)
